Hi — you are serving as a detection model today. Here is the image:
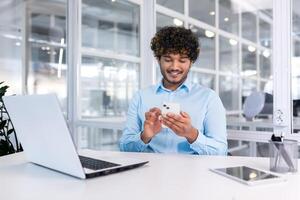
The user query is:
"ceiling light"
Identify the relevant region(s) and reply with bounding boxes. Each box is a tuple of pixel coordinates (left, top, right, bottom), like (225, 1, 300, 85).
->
(224, 17, 229, 22)
(242, 70, 257, 77)
(209, 11, 215, 16)
(15, 42, 21, 46)
(173, 18, 183, 26)
(229, 39, 238, 46)
(264, 40, 269, 47)
(205, 30, 215, 38)
(248, 45, 256, 52)
(191, 28, 198, 33)
(262, 50, 270, 58)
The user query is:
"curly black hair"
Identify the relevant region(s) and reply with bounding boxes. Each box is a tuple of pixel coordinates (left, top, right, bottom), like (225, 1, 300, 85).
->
(150, 26, 200, 63)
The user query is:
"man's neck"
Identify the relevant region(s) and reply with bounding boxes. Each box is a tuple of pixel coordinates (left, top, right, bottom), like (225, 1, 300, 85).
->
(162, 79, 185, 91)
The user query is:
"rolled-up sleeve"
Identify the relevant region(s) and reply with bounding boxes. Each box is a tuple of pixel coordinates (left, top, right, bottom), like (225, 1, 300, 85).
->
(119, 92, 148, 152)
(190, 93, 228, 155)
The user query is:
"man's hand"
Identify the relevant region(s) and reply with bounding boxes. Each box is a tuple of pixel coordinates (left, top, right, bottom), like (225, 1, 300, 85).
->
(141, 107, 162, 144)
(162, 111, 198, 143)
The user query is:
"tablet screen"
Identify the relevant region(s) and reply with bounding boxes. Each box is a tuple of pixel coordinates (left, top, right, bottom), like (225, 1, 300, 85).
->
(214, 166, 279, 182)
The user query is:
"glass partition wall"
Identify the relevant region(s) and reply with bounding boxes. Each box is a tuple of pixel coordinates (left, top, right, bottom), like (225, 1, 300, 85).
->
(27, 1, 68, 112)
(1, 0, 299, 155)
(0, 0, 67, 102)
(155, 0, 273, 139)
(77, 0, 141, 149)
(293, 0, 300, 133)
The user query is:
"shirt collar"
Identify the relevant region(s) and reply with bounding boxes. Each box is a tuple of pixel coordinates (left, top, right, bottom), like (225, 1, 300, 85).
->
(155, 78, 192, 93)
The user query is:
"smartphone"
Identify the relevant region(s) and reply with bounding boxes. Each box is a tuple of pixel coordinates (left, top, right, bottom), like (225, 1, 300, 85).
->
(161, 102, 180, 128)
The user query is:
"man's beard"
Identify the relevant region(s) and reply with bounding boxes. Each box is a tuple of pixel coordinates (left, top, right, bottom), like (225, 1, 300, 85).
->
(160, 68, 189, 86)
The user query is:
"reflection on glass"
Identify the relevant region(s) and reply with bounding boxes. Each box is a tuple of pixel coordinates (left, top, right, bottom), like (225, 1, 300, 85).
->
(189, 25, 215, 70)
(219, 0, 239, 35)
(225, 1, 273, 131)
(156, 13, 183, 31)
(242, 79, 257, 105)
(190, 72, 215, 89)
(293, 1, 300, 37)
(242, 11, 257, 42)
(260, 80, 273, 94)
(242, 44, 257, 78)
(0, 0, 22, 95)
(219, 75, 239, 110)
(294, 40, 300, 57)
(260, 81, 266, 92)
(157, 0, 184, 13)
(219, 36, 239, 73)
(293, 0, 300, 121)
(293, 39, 300, 99)
(27, 1, 67, 111)
(260, 52, 271, 79)
(81, 56, 139, 118)
(189, 0, 215, 26)
(77, 126, 121, 150)
(259, 18, 271, 48)
(82, 0, 140, 56)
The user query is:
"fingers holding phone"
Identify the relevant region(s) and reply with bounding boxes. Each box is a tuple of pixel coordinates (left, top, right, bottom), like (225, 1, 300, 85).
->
(142, 107, 162, 143)
(163, 110, 199, 143)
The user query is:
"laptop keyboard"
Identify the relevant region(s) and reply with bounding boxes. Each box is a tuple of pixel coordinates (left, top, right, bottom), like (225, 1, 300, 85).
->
(79, 155, 120, 170)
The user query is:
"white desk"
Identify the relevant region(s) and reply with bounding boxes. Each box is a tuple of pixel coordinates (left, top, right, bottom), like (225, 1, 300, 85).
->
(1, 150, 300, 200)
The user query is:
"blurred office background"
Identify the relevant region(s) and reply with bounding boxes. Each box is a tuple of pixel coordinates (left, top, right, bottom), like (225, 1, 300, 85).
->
(0, 0, 299, 156)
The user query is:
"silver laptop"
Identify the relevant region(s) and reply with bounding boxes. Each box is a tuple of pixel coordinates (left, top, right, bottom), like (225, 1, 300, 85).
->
(3, 94, 148, 179)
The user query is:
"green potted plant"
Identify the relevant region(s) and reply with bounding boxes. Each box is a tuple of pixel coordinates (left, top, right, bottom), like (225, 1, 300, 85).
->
(0, 81, 22, 156)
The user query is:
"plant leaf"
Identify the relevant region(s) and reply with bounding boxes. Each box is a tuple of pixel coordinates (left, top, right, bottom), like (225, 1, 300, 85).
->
(0, 139, 10, 156)
(7, 129, 14, 135)
(0, 86, 9, 96)
(0, 120, 7, 129)
(0, 85, 9, 91)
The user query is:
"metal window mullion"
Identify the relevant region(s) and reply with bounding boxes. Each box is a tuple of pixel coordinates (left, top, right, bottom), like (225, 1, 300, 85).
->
(75, 120, 124, 130)
(67, 0, 81, 144)
(81, 47, 141, 63)
(21, 1, 28, 95)
(238, 3, 242, 115)
(191, 67, 216, 74)
(215, 0, 219, 94)
(127, 0, 142, 5)
(256, 9, 260, 92)
(141, 0, 155, 88)
(273, 0, 292, 136)
(218, 72, 239, 78)
(184, 0, 188, 28)
(156, 5, 185, 20)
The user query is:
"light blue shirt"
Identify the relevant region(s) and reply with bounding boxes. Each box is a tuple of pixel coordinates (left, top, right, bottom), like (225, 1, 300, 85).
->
(119, 78, 227, 155)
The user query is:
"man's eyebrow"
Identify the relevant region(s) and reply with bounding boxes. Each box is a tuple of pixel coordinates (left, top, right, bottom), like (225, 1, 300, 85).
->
(180, 55, 189, 59)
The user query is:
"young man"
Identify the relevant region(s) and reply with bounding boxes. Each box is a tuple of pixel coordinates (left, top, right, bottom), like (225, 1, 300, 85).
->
(119, 26, 227, 155)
